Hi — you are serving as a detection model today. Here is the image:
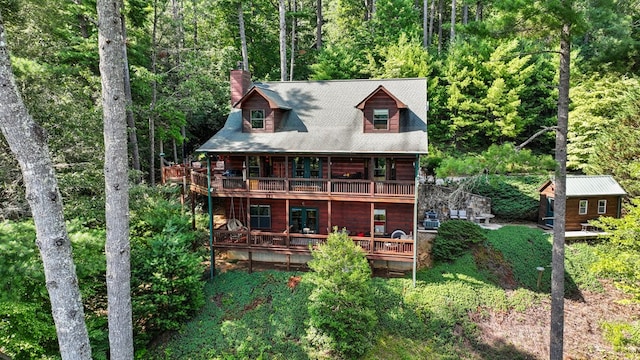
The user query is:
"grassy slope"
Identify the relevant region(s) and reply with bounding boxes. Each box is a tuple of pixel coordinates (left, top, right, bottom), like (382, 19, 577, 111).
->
(149, 226, 627, 360)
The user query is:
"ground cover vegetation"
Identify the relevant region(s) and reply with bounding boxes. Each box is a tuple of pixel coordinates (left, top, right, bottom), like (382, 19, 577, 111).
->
(149, 223, 639, 359)
(0, 186, 208, 359)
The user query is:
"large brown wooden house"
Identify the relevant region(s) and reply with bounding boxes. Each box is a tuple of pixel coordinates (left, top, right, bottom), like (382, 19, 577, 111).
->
(538, 175, 627, 231)
(193, 70, 428, 268)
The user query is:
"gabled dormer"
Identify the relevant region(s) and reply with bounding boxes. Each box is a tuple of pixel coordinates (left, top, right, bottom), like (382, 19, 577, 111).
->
(356, 85, 408, 133)
(234, 86, 291, 133)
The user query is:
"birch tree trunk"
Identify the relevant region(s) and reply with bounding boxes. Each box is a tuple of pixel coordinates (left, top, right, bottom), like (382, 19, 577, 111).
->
(423, 0, 428, 47)
(0, 12, 92, 360)
(121, 13, 141, 182)
(450, 0, 456, 43)
(96, 1, 133, 359)
(289, 0, 297, 81)
(550, 20, 571, 360)
(279, 0, 287, 81)
(316, 0, 322, 49)
(238, 1, 249, 71)
(149, 0, 159, 185)
(429, 0, 435, 45)
(437, 0, 443, 53)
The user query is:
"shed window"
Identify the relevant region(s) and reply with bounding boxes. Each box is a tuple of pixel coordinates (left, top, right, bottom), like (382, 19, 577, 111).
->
(578, 200, 588, 215)
(598, 200, 607, 214)
(373, 109, 389, 130)
(250, 205, 271, 229)
(251, 110, 265, 129)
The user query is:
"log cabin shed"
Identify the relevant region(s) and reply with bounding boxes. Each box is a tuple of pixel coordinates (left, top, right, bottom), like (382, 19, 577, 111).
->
(538, 175, 627, 230)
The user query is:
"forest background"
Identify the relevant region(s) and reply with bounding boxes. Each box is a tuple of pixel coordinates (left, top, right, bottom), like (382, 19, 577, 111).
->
(1, 0, 639, 218)
(1, 0, 639, 358)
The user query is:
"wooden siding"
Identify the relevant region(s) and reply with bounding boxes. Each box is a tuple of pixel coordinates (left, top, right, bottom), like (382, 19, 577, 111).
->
(241, 93, 275, 133)
(394, 159, 415, 181)
(538, 191, 623, 230)
(362, 92, 401, 133)
(223, 198, 414, 236)
(565, 195, 621, 230)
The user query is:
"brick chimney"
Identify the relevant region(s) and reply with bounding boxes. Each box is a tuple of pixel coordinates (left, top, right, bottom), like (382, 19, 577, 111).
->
(230, 68, 252, 107)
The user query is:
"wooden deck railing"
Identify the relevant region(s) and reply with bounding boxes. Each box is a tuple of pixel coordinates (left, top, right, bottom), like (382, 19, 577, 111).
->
(213, 176, 414, 197)
(162, 165, 416, 198)
(212, 229, 413, 258)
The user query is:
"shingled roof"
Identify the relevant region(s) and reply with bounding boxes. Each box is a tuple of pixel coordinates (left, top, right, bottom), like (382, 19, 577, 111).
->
(197, 78, 428, 155)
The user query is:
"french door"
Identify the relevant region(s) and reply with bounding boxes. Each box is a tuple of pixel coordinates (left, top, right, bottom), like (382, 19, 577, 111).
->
(290, 207, 318, 233)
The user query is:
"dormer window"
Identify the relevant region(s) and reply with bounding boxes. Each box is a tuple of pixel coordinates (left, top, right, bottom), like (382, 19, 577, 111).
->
(373, 109, 389, 130)
(251, 110, 265, 129)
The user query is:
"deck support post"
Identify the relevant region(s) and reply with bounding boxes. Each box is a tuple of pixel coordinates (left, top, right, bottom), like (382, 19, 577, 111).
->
(412, 157, 419, 288)
(287, 254, 291, 271)
(248, 252, 253, 273)
(207, 156, 215, 280)
(190, 190, 196, 230)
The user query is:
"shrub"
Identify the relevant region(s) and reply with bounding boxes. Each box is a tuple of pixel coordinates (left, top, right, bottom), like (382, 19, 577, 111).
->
(468, 175, 546, 220)
(433, 220, 487, 262)
(129, 186, 207, 346)
(306, 229, 378, 359)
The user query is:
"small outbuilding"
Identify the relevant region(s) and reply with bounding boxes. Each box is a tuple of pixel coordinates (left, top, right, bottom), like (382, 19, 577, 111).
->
(538, 175, 627, 231)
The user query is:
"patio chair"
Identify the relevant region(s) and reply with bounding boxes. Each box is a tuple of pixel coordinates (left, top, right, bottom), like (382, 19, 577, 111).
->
(458, 210, 468, 220)
(449, 209, 459, 219)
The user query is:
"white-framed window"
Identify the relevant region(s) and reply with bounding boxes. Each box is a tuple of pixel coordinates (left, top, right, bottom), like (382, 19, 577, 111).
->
(250, 109, 265, 129)
(598, 199, 607, 214)
(373, 109, 389, 130)
(578, 200, 588, 215)
(250, 204, 271, 229)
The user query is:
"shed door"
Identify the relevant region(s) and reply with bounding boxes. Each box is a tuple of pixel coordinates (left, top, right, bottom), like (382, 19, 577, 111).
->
(545, 198, 554, 227)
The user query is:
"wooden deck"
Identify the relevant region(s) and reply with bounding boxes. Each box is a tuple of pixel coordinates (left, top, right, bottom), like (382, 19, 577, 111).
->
(163, 165, 416, 202)
(213, 229, 414, 262)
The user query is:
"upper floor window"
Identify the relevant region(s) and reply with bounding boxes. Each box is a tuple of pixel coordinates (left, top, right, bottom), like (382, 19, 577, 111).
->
(248, 156, 260, 177)
(579, 200, 588, 215)
(373, 109, 389, 130)
(598, 199, 607, 214)
(251, 109, 265, 129)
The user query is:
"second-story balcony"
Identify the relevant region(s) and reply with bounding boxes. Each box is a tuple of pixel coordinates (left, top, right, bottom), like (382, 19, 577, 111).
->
(190, 174, 415, 199)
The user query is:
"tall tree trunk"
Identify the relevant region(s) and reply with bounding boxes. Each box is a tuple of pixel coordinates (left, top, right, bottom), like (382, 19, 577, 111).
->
(97, 1, 133, 359)
(150, 0, 159, 186)
(450, 0, 456, 43)
(462, 3, 468, 24)
(429, 0, 435, 44)
(279, 0, 287, 81)
(289, 0, 297, 81)
(437, 0, 443, 53)
(0, 12, 92, 360)
(192, 0, 198, 46)
(316, 0, 322, 49)
(238, 1, 249, 71)
(550, 20, 571, 360)
(475, 1, 482, 21)
(73, 0, 90, 38)
(172, 0, 186, 164)
(121, 13, 141, 182)
(423, 0, 428, 47)
(172, 138, 178, 162)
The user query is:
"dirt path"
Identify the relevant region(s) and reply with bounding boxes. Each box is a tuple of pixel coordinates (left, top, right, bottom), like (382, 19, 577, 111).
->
(474, 281, 640, 359)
